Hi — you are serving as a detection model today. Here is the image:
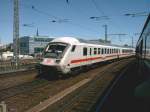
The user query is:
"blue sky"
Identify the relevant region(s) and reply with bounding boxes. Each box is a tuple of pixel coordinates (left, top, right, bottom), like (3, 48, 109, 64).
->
(0, 0, 150, 46)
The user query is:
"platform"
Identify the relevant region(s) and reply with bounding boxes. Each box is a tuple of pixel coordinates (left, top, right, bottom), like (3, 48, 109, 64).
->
(99, 59, 150, 112)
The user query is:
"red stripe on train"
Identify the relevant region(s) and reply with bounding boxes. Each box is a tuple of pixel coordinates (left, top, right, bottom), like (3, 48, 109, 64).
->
(71, 56, 102, 63)
(70, 54, 131, 64)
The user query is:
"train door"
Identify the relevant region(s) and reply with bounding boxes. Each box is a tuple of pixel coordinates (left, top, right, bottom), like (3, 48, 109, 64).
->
(101, 47, 105, 61)
(88, 47, 93, 65)
(83, 47, 88, 66)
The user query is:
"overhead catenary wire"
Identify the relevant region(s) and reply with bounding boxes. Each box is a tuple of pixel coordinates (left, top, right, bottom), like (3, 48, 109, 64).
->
(90, 0, 105, 16)
(21, 3, 100, 35)
(31, 5, 58, 20)
(20, 1, 130, 40)
(89, 0, 127, 43)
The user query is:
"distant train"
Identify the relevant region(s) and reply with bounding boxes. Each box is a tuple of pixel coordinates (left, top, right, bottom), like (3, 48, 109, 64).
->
(0, 51, 34, 60)
(39, 37, 135, 74)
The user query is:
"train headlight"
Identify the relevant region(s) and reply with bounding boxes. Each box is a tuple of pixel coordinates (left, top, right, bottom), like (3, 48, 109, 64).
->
(55, 59, 61, 63)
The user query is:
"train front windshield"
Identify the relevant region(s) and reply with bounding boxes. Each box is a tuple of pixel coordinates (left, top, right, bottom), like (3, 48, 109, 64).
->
(44, 43, 68, 59)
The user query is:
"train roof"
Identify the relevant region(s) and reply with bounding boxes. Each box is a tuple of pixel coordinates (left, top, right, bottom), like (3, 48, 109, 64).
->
(78, 39, 133, 49)
(51, 37, 80, 44)
(51, 37, 134, 49)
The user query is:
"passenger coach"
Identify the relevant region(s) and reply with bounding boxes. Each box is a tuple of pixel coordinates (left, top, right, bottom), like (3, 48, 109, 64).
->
(40, 37, 135, 74)
(136, 14, 150, 65)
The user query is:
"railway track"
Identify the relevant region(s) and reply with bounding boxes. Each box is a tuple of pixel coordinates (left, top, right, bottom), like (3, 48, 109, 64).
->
(40, 58, 134, 112)
(0, 58, 111, 98)
(0, 68, 37, 81)
(0, 57, 134, 112)
(0, 79, 50, 101)
(0, 69, 38, 91)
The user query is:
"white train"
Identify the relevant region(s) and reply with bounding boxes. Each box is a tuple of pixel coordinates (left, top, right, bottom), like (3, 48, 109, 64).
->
(40, 37, 135, 74)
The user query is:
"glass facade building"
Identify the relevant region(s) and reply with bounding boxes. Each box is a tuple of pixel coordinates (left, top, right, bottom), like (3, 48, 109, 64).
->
(20, 36, 53, 55)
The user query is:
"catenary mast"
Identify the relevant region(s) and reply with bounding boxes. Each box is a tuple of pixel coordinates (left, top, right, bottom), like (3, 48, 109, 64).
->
(13, 0, 19, 66)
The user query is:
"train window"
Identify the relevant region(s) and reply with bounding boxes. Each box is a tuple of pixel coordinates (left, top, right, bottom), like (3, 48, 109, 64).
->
(102, 48, 104, 54)
(98, 48, 101, 54)
(71, 45, 76, 52)
(108, 49, 109, 54)
(94, 48, 97, 55)
(44, 43, 68, 58)
(90, 48, 92, 55)
(103, 48, 105, 54)
(83, 47, 87, 56)
(106, 49, 108, 54)
(104, 48, 106, 54)
(123, 49, 125, 53)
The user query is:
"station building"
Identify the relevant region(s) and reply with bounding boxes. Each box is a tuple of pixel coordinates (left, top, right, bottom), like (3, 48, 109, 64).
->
(19, 35, 53, 55)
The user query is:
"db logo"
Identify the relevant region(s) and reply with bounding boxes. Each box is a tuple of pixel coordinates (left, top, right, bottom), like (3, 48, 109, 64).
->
(46, 59, 51, 63)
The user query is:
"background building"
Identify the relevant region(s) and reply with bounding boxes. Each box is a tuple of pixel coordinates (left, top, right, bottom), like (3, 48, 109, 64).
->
(19, 35, 53, 55)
